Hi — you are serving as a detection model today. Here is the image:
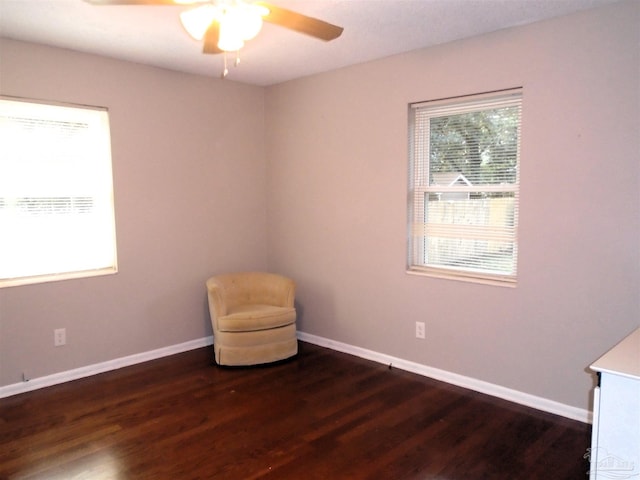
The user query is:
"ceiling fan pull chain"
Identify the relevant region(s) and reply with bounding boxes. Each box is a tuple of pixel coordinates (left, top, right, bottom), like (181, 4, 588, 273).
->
(235, 50, 241, 67)
(222, 51, 229, 78)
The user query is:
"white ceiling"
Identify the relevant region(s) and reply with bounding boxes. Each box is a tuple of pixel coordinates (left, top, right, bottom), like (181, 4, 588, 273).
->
(0, 0, 620, 86)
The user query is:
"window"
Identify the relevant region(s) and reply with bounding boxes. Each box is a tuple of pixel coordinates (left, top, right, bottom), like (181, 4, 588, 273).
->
(0, 97, 117, 288)
(407, 89, 522, 286)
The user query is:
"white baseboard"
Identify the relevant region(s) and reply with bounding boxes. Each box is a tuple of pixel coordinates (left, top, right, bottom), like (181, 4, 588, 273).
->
(0, 336, 213, 399)
(0, 332, 593, 424)
(297, 331, 592, 424)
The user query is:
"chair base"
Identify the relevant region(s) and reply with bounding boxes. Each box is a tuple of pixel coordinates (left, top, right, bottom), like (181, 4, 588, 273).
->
(214, 338, 298, 366)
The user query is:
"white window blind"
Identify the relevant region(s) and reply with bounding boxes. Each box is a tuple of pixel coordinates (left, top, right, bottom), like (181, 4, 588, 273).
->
(0, 97, 117, 287)
(407, 89, 522, 286)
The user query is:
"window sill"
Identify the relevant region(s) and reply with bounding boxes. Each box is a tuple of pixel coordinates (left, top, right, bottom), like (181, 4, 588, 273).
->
(406, 267, 517, 288)
(0, 267, 118, 289)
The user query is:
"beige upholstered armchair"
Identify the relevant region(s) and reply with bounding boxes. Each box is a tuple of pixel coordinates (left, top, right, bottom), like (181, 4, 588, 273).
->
(206, 272, 298, 366)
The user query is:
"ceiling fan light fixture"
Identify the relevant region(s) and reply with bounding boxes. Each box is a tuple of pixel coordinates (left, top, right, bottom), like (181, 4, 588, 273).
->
(217, 19, 245, 52)
(238, 4, 269, 41)
(216, 4, 268, 51)
(179, 4, 217, 41)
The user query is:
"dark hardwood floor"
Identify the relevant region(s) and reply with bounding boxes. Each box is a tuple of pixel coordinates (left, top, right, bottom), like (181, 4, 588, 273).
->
(1, 342, 592, 479)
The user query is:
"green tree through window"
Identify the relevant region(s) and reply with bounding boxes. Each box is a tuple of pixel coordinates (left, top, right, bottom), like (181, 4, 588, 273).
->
(430, 108, 519, 187)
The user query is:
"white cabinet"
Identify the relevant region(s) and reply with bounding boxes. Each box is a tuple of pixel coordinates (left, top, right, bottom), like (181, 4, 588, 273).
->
(589, 328, 640, 480)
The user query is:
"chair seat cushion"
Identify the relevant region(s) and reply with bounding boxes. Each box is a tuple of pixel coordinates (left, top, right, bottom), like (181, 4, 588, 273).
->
(218, 304, 296, 332)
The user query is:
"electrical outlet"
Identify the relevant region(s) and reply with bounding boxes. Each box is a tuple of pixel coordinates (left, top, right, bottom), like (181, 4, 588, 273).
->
(415, 322, 425, 339)
(54, 328, 66, 347)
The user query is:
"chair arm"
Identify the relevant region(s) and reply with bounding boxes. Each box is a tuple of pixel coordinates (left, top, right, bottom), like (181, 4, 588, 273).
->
(280, 277, 295, 308)
(263, 274, 295, 308)
(206, 278, 228, 325)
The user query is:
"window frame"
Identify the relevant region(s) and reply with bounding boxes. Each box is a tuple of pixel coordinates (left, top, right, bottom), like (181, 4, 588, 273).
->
(0, 96, 118, 288)
(407, 89, 522, 287)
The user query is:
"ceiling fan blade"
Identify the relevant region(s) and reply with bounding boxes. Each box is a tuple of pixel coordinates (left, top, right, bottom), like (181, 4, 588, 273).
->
(202, 22, 223, 54)
(256, 2, 343, 42)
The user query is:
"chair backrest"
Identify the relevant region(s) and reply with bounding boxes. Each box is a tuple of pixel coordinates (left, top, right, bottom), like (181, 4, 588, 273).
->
(208, 272, 295, 310)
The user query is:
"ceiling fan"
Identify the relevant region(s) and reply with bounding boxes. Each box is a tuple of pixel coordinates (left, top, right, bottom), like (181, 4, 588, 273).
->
(84, 0, 344, 77)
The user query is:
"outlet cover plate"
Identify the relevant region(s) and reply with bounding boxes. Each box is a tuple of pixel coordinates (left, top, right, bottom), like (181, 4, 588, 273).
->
(415, 322, 425, 339)
(54, 328, 66, 346)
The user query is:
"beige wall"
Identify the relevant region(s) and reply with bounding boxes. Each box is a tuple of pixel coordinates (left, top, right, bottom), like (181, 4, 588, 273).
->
(265, 0, 640, 410)
(0, 39, 268, 385)
(1, 1, 638, 412)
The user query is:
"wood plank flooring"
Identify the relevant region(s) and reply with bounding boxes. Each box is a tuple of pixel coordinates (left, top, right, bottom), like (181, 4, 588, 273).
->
(0, 342, 592, 479)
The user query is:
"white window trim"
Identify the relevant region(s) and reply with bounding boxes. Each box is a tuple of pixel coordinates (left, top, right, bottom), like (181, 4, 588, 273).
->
(0, 96, 118, 288)
(407, 88, 522, 287)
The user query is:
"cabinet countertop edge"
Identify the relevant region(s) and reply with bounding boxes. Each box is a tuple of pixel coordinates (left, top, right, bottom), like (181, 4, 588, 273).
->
(590, 327, 640, 380)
